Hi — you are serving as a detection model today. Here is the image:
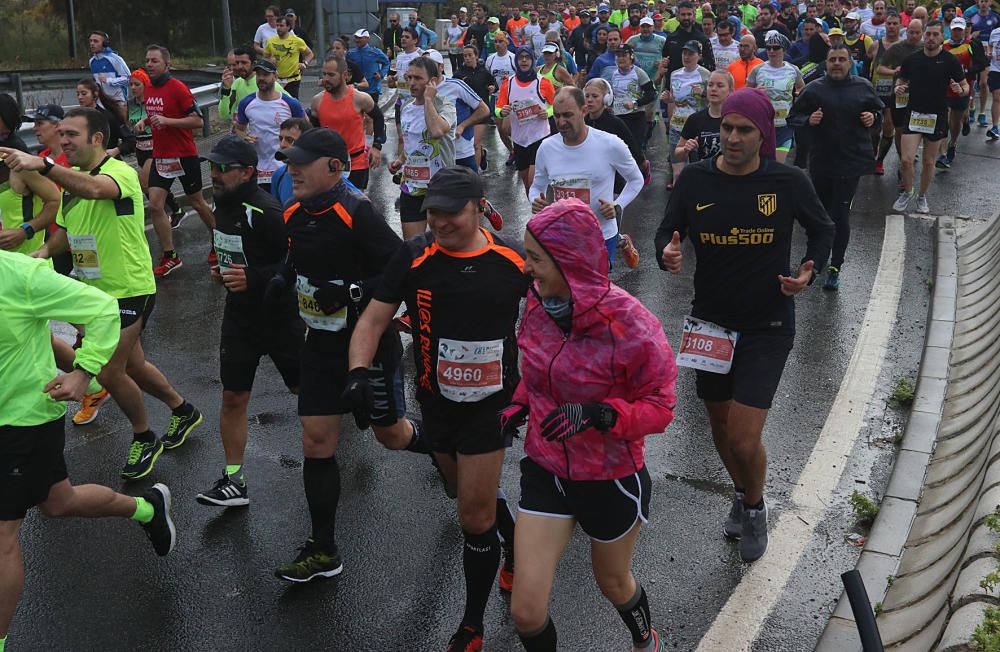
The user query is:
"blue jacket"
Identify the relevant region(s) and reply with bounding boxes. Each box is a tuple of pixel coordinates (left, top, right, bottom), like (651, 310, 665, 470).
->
(271, 166, 361, 206)
(587, 51, 617, 79)
(89, 48, 131, 104)
(347, 45, 391, 93)
(414, 22, 438, 49)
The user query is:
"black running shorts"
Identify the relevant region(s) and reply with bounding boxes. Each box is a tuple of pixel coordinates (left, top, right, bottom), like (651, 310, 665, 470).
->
(420, 391, 511, 456)
(518, 456, 651, 543)
(694, 329, 794, 410)
(220, 311, 303, 392)
(900, 110, 949, 142)
(399, 192, 426, 223)
(148, 156, 203, 196)
(118, 294, 156, 330)
(0, 418, 68, 521)
(348, 168, 370, 190)
(512, 139, 543, 172)
(297, 329, 405, 424)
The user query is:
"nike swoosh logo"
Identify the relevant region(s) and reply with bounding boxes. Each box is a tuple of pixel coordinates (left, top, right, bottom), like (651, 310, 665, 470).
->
(696, 203, 715, 211)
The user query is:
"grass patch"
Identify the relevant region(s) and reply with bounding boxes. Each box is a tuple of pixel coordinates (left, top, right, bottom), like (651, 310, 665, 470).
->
(850, 490, 880, 526)
(889, 378, 915, 407)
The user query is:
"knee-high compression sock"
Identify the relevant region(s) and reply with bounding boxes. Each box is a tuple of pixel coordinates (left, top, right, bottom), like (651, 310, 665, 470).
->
(496, 488, 516, 556)
(615, 584, 654, 649)
(518, 617, 557, 652)
(461, 523, 501, 627)
(877, 135, 894, 161)
(303, 456, 340, 550)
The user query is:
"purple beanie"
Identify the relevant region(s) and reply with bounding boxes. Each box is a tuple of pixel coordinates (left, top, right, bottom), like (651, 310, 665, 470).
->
(721, 88, 776, 161)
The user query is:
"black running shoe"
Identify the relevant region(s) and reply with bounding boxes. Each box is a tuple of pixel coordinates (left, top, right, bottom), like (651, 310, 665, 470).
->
(195, 475, 249, 507)
(446, 624, 484, 652)
(480, 146, 489, 171)
(161, 406, 203, 449)
(140, 483, 176, 556)
(274, 539, 344, 582)
(121, 438, 164, 480)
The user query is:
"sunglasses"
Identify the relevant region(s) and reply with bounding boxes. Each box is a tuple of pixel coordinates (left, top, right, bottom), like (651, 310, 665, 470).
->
(766, 45, 783, 50)
(209, 162, 246, 173)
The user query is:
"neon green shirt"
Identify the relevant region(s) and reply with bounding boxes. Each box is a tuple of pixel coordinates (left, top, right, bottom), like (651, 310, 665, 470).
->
(0, 251, 119, 426)
(0, 181, 46, 255)
(265, 34, 309, 82)
(219, 76, 282, 123)
(56, 157, 155, 299)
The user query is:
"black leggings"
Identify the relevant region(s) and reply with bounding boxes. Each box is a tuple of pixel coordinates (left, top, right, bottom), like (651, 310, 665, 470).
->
(810, 173, 860, 269)
(619, 112, 647, 154)
(449, 53, 463, 73)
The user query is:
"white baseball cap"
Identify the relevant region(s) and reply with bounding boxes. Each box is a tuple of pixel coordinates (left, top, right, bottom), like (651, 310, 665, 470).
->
(354, 28, 370, 37)
(541, 43, 560, 53)
(425, 49, 445, 64)
(950, 17, 967, 29)
(459, 6, 468, 11)
(639, 16, 654, 25)
(845, 11, 860, 20)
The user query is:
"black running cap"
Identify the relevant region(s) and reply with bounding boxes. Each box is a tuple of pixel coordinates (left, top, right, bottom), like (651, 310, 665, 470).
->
(253, 59, 278, 74)
(276, 127, 349, 164)
(202, 134, 258, 167)
(421, 166, 485, 213)
(23, 104, 65, 122)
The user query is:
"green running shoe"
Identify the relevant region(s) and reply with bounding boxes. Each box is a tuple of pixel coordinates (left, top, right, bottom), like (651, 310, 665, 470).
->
(274, 539, 343, 583)
(161, 406, 203, 449)
(121, 438, 164, 480)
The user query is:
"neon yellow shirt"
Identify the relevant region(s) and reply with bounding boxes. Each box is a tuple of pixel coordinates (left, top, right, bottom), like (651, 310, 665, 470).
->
(0, 251, 119, 426)
(56, 157, 155, 299)
(265, 34, 309, 81)
(0, 181, 46, 255)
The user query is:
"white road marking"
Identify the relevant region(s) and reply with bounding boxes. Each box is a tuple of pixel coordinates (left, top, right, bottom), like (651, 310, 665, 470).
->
(695, 214, 906, 652)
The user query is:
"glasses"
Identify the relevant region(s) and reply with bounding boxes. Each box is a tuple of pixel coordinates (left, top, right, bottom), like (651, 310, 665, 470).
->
(766, 45, 783, 50)
(390, 19, 398, 23)
(209, 162, 246, 173)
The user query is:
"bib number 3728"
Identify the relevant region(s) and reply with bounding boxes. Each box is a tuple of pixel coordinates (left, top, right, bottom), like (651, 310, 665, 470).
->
(676, 316, 739, 374)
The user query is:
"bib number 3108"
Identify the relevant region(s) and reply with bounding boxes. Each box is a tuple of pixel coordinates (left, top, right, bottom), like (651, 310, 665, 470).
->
(676, 316, 739, 374)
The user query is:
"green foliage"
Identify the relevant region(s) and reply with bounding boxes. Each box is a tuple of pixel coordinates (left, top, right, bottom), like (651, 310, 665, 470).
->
(889, 378, 915, 407)
(874, 601, 884, 616)
(973, 606, 1000, 652)
(850, 490, 880, 525)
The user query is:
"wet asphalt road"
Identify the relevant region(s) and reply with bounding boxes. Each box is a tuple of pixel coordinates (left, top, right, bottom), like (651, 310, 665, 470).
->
(11, 86, 1000, 651)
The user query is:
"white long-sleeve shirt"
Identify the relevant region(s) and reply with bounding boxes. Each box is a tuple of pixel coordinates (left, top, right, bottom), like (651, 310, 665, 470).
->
(529, 127, 644, 240)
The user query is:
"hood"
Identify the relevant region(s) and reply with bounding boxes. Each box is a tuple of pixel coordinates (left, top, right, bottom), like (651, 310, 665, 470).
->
(526, 199, 610, 324)
(515, 46, 538, 82)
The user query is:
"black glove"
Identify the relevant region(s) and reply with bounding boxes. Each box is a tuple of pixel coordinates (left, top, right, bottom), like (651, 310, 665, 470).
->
(498, 402, 529, 439)
(263, 272, 289, 307)
(309, 278, 349, 314)
(340, 367, 374, 429)
(539, 402, 617, 443)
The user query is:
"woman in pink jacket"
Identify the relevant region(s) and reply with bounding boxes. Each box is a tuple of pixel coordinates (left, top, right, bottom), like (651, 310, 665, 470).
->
(501, 199, 677, 652)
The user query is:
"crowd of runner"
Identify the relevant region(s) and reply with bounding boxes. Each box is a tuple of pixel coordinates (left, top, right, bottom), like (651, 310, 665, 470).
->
(0, 0, 998, 649)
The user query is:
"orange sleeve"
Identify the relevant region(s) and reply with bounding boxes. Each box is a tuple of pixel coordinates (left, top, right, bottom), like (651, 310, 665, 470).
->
(539, 77, 556, 105)
(496, 79, 512, 116)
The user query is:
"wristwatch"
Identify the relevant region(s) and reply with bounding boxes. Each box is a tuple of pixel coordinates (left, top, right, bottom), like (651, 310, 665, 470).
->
(73, 364, 94, 379)
(596, 404, 618, 431)
(39, 156, 55, 176)
(19, 223, 35, 239)
(349, 283, 364, 303)
(371, 142, 383, 151)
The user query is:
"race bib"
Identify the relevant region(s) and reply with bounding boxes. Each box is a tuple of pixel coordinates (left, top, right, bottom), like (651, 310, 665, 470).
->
(256, 168, 274, 184)
(212, 230, 247, 273)
(670, 112, 687, 128)
(613, 97, 631, 116)
(136, 138, 153, 152)
(894, 91, 909, 109)
(513, 99, 546, 123)
(155, 158, 184, 179)
(296, 275, 348, 332)
(875, 78, 893, 95)
(68, 233, 100, 279)
(908, 111, 937, 134)
(550, 177, 592, 205)
(676, 316, 739, 374)
(436, 338, 504, 402)
(774, 105, 790, 124)
(403, 153, 432, 190)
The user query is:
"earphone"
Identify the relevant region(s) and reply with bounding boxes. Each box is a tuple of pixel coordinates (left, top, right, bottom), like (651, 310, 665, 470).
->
(93, 31, 111, 48)
(594, 78, 614, 107)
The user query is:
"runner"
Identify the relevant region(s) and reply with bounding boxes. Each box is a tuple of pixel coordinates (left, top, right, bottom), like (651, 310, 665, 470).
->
(310, 56, 386, 190)
(877, 18, 923, 176)
(867, 10, 902, 175)
(936, 18, 987, 169)
(347, 29, 390, 104)
(583, 77, 649, 181)
(627, 15, 667, 145)
(588, 27, 624, 79)
(727, 34, 764, 89)
(75, 78, 134, 159)
(269, 128, 427, 582)
(192, 136, 303, 507)
(272, 118, 354, 204)
(656, 89, 834, 562)
(675, 69, 733, 177)
(386, 27, 425, 153)
(495, 47, 556, 194)
(892, 19, 967, 214)
(861, 0, 889, 39)
(788, 44, 882, 290)
(661, 40, 711, 186)
(388, 57, 458, 239)
(87, 30, 130, 106)
(0, 248, 175, 652)
(539, 43, 575, 89)
(137, 45, 217, 277)
(264, 15, 314, 98)
(968, 0, 1000, 126)
(602, 44, 657, 148)
(711, 20, 742, 71)
(988, 25, 1000, 140)
(663, 2, 716, 76)
(746, 31, 805, 163)
(455, 44, 497, 170)
(253, 5, 282, 56)
(219, 46, 269, 128)
(423, 49, 491, 175)
(485, 33, 519, 161)
(347, 166, 528, 652)
(510, 198, 676, 652)
(2, 107, 204, 479)
(530, 87, 644, 269)
(235, 60, 305, 192)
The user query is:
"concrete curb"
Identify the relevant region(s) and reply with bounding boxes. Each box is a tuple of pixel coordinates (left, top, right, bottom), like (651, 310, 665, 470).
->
(817, 212, 1000, 651)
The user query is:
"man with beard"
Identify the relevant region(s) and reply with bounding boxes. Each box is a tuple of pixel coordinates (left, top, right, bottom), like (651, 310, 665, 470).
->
(309, 56, 386, 190)
(753, 4, 793, 48)
(663, 2, 716, 76)
(861, 0, 889, 39)
(621, 3, 645, 41)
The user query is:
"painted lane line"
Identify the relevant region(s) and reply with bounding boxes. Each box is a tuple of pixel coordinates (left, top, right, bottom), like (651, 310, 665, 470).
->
(695, 214, 906, 652)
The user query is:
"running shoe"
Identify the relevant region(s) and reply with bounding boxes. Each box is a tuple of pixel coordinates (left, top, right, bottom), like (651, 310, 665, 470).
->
(823, 266, 840, 291)
(979, 114, 989, 128)
(170, 208, 188, 229)
(962, 119, 971, 137)
(195, 474, 249, 507)
(72, 388, 111, 425)
(739, 500, 768, 562)
(724, 492, 743, 539)
(634, 628, 663, 652)
(207, 249, 218, 267)
(484, 200, 503, 231)
(446, 625, 484, 652)
(874, 161, 884, 176)
(480, 146, 489, 171)
(505, 152, 516, 167)
(274, 539, 343, 582)
(153, 254, 183, 278)
(946, 144, 956, 164)
(619, 233, 640, 269)
(915, 195, 930, 214)
(891, 190, 912, 212)
(140, 483, 176, 556)
(498, 551, 514, 592)
(935, 154, 951, 170)
(988, 126, 999, 141)
(969, 111, 976, 124)
(161, 406, 203, 449)
(121, 438, 164, 480)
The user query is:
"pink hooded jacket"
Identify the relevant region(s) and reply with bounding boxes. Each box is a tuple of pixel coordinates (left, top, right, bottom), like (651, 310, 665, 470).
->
(513, 199, 677, 481)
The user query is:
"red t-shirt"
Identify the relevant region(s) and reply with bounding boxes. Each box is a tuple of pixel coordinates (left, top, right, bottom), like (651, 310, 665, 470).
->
(621, 24, 642, 41)
(144, 75, 199, 159)
(39, 148, 69, 169)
